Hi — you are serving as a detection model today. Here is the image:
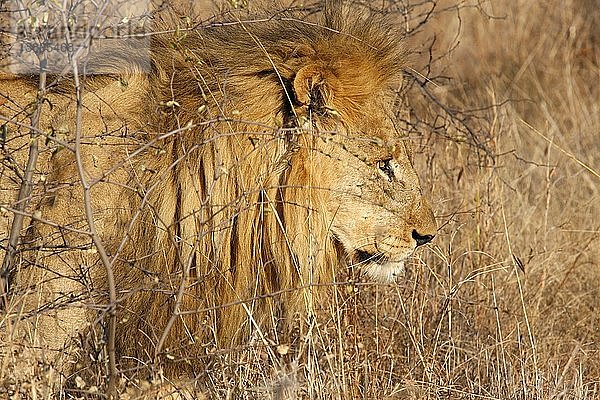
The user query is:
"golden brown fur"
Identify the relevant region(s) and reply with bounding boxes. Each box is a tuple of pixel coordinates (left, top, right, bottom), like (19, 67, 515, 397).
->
(1, 4, 436, 377)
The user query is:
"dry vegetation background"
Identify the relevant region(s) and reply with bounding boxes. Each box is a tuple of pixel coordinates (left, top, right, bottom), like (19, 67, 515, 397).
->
(376, 0, 599, 398)
(0, 0, 598, 398)
(380, 0, 599, 398)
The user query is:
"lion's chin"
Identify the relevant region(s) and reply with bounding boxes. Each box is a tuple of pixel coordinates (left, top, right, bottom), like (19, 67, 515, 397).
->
(363, 260, 406, 283)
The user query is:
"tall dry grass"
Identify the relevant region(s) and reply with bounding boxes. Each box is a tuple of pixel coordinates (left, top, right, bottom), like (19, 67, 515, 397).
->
(379, 0, 600, 398)
(1, 0, 598, 398)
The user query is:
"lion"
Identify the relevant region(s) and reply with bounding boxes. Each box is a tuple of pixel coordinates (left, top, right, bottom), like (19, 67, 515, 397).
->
(0, 2, 436, 384)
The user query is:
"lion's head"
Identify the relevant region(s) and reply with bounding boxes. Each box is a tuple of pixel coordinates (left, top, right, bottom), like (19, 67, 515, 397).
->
(289, 58, 437, 283)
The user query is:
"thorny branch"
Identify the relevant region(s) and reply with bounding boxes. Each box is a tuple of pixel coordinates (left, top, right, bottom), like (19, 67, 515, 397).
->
(405, 69, 495, 162)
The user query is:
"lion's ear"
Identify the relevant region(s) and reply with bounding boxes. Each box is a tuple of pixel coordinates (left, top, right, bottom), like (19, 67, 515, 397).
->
(293, 64, 339, 115)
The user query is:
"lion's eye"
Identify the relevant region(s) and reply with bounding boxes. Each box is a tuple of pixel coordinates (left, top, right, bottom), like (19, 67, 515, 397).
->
(377, 159, 394, 182)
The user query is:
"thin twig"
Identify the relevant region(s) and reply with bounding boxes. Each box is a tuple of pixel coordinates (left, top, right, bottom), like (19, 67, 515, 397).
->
(519, 118, 599, 179)
(0, 56, 47, 310)
(405, 69, 495, 161)
(61, 3, 120, 396)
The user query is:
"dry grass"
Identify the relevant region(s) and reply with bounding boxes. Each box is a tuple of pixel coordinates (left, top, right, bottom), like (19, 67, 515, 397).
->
(381, 1, 599, 398)
(1, 0, 598, 398)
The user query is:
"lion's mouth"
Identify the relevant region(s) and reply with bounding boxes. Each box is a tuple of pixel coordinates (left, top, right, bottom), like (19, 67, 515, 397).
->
(353, 249, 407, 282)
(333, 238, 407, 282)
(354, 249, 387, 265)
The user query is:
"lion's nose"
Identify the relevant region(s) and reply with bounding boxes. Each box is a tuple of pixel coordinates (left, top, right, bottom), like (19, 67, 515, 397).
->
(412, 229, 434, 247)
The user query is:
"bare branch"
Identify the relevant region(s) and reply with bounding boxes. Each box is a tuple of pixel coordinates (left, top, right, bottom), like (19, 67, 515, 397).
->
(61, 6, 120, 396)
(1, 55, 47, 310)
